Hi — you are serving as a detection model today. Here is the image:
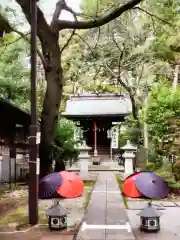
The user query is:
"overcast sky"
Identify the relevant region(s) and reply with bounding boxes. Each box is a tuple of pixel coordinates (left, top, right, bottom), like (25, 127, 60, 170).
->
(1, 0, 81, 23)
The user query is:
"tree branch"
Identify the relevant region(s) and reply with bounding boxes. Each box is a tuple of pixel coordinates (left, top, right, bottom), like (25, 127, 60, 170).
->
(13, 29, 47, 68)
(53, 0, 142, 30)
(0, 32, 29, 48)
(133, 7, 175, 27)
(75, 32, 96, 58)
(112, 32, 122, 52)
(16, 0, 53, 69)
(0, 8, 47, 68)
(60, 29, 75, 54)
(51, 0, 78, 29)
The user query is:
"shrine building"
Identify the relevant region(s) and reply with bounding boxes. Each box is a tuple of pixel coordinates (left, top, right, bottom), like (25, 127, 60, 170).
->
(62, 93, 131, 161)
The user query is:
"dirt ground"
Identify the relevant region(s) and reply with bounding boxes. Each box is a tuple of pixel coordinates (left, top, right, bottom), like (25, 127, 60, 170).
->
(0, 228, 75, 240)
(0, 198, 27, 217)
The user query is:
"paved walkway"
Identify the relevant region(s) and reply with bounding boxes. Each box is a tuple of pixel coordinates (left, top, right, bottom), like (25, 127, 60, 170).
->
(76, 172, 135, 240)
(68, 162, 124, 172)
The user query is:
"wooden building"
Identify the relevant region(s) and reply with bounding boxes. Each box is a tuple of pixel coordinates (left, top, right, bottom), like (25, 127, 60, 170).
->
(0, 98, 30, 183)
(62, 93, 131, 161)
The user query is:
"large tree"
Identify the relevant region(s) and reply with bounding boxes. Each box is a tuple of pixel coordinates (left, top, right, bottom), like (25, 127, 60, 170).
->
(0, 0, 142, 176)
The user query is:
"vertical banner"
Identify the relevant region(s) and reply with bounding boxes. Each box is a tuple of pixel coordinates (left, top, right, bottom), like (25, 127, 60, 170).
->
(111, 126, 119, 149)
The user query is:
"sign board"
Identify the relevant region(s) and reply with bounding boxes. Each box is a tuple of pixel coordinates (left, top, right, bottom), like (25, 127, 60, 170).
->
(36, 158, 40, 175)
(111, 126, 119, 149)
(36, 132, 41, 144)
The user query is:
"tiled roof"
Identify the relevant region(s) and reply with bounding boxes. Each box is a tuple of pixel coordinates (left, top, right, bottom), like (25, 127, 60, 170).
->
(62, 94, 131, 116)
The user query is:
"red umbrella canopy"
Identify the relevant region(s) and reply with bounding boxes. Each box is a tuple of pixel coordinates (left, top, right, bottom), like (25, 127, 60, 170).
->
(57, 171, 84, 198)
(122, 172, 142, 198)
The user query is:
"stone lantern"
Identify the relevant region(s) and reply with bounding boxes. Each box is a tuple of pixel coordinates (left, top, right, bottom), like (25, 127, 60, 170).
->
(137, 202, 161, 232)
(76, 140, 92, 179)
(121, 140, 137, 178)
(46, 200, 67, 231)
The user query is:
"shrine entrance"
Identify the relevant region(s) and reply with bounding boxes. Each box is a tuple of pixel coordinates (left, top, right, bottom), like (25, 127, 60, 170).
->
(62, 94, 131, 161)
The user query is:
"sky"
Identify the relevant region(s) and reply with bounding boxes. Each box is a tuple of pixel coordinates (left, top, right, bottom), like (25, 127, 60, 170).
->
(1, 0, 81, 23)
(39, 0, 81, 22)
(0, 0, 81, 66)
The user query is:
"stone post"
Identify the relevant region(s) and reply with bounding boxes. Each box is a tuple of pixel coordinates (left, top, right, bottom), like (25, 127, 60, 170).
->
(121, 140, 137, 178)
(122, 151, 135, 178)
(76, 141, 91, 179)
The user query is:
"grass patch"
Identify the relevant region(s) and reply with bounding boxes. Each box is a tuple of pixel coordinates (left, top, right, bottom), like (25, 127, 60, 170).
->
(168, 181, 180, 189)
(84, 189, 92, 209)
(0, 181, 96, 231)
(0, 184, 27, 200)
(83, 180, 94, 188)
(0, 203, 48, 230)
(84, 181, 95, 209)
(116, 176, 128, 208)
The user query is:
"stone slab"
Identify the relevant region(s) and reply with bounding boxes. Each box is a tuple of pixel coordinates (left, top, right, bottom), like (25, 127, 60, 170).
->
(106, 231, 135, 240)
(128, 201, 165, 210)
(127, 202, 149, 210)
(76, 228, 105, 240)
(174, 202, 180, 207)
(160, 202, 176, 207)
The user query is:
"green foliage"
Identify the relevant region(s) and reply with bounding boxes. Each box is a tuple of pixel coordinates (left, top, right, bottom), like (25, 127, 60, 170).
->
(52, 119, 79, 167)
(148, 148, 164, 168)
(168, 181, 180, 189)
(173, 163, 180, 182)
(156, 170, 174, 182)
(144, 162, 155, 171)
(0, 34, 30, 110)
(146, 85, 180, 155)
(81, 0, 115, 17)
(119, 117, 142, 147)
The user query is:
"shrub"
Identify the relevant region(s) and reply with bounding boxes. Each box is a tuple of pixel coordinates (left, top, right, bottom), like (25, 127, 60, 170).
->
(52, 119, 79, 171)
(144, 162, 155, 171)
(156, 171, 174, 182)
(173, 163, 180, 181)
(148, 149, 164, 169)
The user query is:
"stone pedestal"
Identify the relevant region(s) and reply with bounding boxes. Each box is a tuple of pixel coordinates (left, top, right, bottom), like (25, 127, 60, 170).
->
(122, 151, 135, 178)
(76, 141, 91, 179)
(121, 140, 137, 178)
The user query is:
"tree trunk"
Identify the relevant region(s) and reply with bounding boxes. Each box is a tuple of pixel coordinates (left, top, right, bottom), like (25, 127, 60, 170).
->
(39, 40, 63, 178)
(130, 95, 138, 120)
(172, 65, 179, 92)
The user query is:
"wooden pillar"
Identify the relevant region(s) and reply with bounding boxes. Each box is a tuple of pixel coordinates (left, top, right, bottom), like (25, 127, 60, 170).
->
(9, 124, 16, 188)
(94, 120, 97, 155)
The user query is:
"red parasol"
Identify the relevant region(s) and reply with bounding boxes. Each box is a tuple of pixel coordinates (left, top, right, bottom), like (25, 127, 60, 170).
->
(122, 172, 142, 198)
(57, 171, 84, 198)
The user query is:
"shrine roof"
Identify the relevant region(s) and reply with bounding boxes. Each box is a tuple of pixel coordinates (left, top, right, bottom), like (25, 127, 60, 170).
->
(62, 93, 131, 118)
(0, 97, 30, 127)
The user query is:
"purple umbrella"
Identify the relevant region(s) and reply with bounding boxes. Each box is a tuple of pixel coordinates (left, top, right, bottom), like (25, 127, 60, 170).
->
(39, 172, 62, 199)
(135, 172, 169, 199)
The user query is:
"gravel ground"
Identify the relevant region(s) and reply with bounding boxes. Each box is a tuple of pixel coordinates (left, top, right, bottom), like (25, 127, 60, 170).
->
(0, 181, 95, 232)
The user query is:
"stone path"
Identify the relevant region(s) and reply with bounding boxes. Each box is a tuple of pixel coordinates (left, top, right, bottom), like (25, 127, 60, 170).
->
(68, 162, 124, 172)
(76, 172, 135, 240)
